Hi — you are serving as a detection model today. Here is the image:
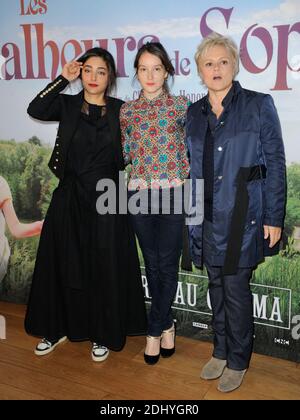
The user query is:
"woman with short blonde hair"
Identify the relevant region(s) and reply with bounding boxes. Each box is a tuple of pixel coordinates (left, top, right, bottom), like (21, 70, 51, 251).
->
(187, 33, 286, 393)
(195, 32, 240, 80)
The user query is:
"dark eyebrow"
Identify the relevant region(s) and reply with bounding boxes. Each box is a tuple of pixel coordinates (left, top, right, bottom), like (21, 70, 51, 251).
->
(83, 64, 107, 70)
(138, 64, 163, 68)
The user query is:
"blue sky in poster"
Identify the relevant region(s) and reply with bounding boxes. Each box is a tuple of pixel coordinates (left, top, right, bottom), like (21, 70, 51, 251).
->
(0, 0, 299, 162)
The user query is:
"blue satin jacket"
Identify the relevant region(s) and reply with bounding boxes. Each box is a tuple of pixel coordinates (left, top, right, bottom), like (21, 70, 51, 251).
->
(187, 81, 286, 269)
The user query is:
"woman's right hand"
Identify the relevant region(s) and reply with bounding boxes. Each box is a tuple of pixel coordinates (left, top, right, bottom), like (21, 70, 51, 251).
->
(62, 61, 83, 82)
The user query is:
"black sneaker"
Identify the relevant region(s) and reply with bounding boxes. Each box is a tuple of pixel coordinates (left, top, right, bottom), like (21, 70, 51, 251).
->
(91, 343, 109, 362)
(34, 336, 67, 356)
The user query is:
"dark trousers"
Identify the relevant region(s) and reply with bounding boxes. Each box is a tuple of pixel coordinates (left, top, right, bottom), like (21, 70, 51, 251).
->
(128, 188, 184, 336)
(203, 221, 254, 370)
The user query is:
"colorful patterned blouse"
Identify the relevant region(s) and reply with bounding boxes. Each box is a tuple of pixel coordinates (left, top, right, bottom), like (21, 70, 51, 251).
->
(120, 91, 190, 190)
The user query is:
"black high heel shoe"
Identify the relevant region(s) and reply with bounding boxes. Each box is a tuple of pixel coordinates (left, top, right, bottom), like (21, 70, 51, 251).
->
(144, 335, 161, 365)
(160, 324, 176, 358)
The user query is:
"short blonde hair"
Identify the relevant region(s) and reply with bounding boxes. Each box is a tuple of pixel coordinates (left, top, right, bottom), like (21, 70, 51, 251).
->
(195, 32, 239, 80)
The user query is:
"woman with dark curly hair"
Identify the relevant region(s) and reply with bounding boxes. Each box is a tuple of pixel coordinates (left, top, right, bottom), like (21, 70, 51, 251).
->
(25, 48, 147, 362)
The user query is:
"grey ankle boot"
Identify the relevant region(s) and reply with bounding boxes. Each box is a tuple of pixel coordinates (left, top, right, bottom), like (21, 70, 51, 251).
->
(200, 357, 227, 380)
(218, 367, 247, 393)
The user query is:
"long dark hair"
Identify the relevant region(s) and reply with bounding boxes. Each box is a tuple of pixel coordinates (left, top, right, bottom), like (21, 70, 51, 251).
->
(134, 42, 175, 92)
(78, 47, 117, 95)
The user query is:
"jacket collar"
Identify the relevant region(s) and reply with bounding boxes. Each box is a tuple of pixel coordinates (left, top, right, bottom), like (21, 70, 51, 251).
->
(201, 80, 242, 115)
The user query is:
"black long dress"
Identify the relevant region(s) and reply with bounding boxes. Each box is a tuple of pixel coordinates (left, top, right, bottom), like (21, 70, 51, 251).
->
(25, 102, 147, 350)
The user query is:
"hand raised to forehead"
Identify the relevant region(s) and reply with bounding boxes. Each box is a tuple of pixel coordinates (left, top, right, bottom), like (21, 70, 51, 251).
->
(62, 61, 83, 82)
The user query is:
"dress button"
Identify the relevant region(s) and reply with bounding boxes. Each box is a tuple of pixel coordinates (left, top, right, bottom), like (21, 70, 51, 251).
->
(54, 166, 57, 170)
(220, 121, 224, 126)
(218, 176, 223, 180)
(251, 220, 256, 225)
(55, 159, 59, 162)
(218, 147, 223, 152)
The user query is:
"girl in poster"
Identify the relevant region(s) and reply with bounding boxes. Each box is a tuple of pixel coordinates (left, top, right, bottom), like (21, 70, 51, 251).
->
(0, 175, 43, 283)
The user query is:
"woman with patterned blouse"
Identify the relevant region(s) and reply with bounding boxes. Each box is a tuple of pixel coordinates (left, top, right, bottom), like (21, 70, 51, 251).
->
(120, 42, 190, 365)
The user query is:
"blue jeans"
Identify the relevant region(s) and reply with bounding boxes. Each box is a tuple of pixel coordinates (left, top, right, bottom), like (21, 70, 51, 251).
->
(128, 187, 184, 336)
(203, 220, 254, 370)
